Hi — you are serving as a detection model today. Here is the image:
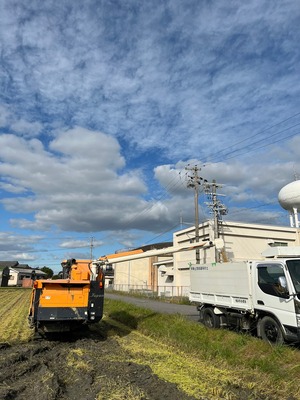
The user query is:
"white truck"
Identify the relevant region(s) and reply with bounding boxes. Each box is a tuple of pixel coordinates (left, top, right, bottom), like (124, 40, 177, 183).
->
(189, 247, 300, 344)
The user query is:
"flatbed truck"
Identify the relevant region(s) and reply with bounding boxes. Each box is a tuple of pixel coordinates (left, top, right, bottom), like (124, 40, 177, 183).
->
(189, 247, 300, 344)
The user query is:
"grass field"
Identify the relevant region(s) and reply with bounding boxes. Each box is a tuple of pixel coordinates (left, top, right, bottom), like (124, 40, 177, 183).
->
(0, 288, 33, 343)
(105, 299, 300, 399)
(1, 288, 300, 399)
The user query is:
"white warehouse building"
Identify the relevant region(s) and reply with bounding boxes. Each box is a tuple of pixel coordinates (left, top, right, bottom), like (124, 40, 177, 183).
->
(110, 220, 299, 298)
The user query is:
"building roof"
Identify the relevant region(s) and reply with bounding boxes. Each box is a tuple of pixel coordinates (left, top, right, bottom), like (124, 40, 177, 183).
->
(13, 264, 31, 269)
(10, 268, 47, 275)
(175, 219, 298, 236)
(0, 261, 19, 269)
(133, 242, 173, 252)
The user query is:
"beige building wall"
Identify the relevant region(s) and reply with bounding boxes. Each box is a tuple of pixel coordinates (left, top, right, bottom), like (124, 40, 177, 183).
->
(173, 220, 298, 288)
(112, 220, 298, 296)
(113, 255, 169, 292)
(113, 258, 149, 291)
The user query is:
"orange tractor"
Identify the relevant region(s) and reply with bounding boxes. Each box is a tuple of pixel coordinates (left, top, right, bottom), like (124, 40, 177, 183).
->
(28, 259, 105, 333)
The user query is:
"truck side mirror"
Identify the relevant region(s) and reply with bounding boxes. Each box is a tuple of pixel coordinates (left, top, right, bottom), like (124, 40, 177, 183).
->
(278, 276, 289, 297)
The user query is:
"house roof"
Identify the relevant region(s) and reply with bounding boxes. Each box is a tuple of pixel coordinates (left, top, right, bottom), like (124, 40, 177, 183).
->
(0, 261, 19, 269)
(10, 268, 47, 276)
(13, 264, 31, 269)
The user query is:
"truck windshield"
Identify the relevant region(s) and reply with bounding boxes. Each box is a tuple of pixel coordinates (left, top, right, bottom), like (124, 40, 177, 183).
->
(286, 260, 300, 293)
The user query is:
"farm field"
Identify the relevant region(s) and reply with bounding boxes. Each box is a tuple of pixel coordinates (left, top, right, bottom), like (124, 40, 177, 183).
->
(0, 288, 300, 400)
(0, 288, 33, 343)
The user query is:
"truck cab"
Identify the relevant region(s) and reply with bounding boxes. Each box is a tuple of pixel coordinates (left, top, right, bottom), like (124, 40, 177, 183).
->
(254, 258, 300, 343)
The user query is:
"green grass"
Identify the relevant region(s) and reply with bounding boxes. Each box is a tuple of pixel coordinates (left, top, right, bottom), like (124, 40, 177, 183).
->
(104, 298, 300, 399)
(1, 288, 299, 399)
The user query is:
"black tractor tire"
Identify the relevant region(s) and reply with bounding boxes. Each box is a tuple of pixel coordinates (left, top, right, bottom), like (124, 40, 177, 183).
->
(202, 307, 220, 329)
(259, 316, 284, 345)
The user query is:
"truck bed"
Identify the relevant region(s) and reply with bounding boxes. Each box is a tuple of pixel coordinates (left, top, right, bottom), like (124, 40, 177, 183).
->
(189, 262, 253, 311)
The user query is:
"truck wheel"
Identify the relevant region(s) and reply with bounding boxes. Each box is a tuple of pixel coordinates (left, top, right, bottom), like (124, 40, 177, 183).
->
(202, 307, 220, 329)
(260, 316, 284, 345)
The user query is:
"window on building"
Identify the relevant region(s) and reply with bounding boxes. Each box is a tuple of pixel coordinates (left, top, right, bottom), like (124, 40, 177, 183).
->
(268, 242, 288, 247)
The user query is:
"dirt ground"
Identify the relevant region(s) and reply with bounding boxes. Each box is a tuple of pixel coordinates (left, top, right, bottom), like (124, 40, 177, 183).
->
(0, 324, 198, 400)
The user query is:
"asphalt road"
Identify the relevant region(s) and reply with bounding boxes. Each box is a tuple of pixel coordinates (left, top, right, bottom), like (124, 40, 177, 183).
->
(105, 292, 200, 322)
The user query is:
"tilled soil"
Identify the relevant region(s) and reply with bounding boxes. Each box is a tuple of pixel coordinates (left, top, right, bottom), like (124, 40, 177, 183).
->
(0, 327, 198, 400)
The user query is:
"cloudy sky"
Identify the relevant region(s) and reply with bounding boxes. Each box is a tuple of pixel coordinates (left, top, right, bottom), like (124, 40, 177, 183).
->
(0, 0, 300, 271)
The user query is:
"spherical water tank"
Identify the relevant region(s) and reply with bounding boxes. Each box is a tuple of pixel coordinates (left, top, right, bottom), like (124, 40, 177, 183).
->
(278, 180, 300, 211)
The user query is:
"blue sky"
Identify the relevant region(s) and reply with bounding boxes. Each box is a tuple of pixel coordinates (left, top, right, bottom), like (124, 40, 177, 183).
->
(0, 0, 300, 271)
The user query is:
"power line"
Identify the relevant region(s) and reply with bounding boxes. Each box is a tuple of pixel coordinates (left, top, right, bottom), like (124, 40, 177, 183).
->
(202, 113, 300, 162)
(216, 127, 300, 163)
(203, 111, 300, 163)
(228, 200, 279, 215)
(221, 132, 297, 163)
(144, 222, 182, 244)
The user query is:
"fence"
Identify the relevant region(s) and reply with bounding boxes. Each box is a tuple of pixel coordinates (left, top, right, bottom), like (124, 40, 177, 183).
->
(111, 284, 190, 298)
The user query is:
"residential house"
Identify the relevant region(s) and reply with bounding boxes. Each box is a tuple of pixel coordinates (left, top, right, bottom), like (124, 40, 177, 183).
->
(0, 261, 18, 287)
(0, 261, 47, 287)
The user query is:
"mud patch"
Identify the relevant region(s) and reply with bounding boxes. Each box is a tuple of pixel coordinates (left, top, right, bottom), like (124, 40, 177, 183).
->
(0, 329, 197, 400)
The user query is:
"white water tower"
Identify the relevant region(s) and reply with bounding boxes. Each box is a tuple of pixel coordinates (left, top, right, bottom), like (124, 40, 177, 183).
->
(278, 180, 300, 228)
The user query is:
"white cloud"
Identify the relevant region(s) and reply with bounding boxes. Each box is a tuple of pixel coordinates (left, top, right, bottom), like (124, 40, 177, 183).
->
(0, 127, 169, 232)
(0, 232, 44, 261)
(11, 119, 43, 137)
(49, 126, 125, 169)
(0, 0, 299, 261)
(0, 105, 10, 127)
(59, 239, 103, 249)
(0, 181, 27, 194)
(0, 1, 299, 160)
(11, 253, 37, 261)
(0, 105, 42, 137)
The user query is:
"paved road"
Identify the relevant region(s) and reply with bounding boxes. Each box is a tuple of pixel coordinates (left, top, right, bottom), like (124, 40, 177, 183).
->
(105, 292, 200, 322)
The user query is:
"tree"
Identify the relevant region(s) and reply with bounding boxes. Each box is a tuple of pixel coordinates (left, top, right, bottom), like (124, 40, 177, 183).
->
(40, 266, 54, 279)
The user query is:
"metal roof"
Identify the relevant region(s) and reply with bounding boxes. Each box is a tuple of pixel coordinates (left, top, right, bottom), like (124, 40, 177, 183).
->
(10, 268, 47, 275)
(0, 261, 19, 268)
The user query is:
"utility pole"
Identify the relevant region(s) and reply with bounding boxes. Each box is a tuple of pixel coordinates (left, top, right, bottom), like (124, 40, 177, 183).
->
(90, 236, 94, 260)
(212, 180, 219, 242)
(204, 180, 227, 262)
(185, 165, 205, 264)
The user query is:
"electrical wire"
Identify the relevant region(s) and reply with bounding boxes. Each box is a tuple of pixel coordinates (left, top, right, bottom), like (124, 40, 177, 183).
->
(215, 127, 300, 163)
(144, 222, 182, 244)
(203, 111, 300, 163)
